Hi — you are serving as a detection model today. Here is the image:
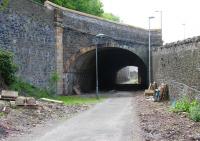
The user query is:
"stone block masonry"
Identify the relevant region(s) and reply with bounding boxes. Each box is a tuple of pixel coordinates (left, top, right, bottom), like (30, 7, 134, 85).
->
(0, 0, 56, 88)
(152, 37, 200, 100)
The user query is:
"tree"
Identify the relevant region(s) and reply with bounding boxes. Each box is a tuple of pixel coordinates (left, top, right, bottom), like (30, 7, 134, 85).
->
(102, 13, 120, 22)
(35, 0, 120, 22)
(36, 0, 103, 16)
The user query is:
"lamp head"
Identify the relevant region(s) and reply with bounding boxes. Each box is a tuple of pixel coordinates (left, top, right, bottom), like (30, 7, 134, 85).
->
(96, 33, 106, 38)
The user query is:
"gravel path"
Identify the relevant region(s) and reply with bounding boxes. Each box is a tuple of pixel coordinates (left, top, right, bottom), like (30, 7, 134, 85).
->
(8, 92, 143, 141)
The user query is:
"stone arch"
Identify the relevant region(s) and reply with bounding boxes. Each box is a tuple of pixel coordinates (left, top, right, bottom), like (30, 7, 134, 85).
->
(64, 46, 95, 73)
(63, 46, 147, 95)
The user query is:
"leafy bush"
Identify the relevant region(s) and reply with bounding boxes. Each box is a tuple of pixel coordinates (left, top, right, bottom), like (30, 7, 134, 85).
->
(170, 96, 200, 122)
(189, 104, 200, 122)
(172, 97, 191, 112)
(0, 49, 17, 85)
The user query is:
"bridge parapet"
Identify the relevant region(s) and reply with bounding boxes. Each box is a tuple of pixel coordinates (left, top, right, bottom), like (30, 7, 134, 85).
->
(45, 1, 162, 46)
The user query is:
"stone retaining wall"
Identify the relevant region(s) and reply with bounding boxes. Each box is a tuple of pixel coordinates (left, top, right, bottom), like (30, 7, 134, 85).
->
(152, 36, 200, 100)
(0, 0, 56, 88)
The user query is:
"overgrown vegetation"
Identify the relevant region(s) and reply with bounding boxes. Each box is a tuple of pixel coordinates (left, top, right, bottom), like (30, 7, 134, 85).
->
(0, 0, 9, 12)
(102, 13, 120, 22)
(9, 78, 50, 99)
(171, 96, 200, 122)
(189, 104, 200, 122)
(0, 112, 5, 117)
(0, 49, 17, 85)
(0, 49, 48, 98)
(48, 72, 60, 96)
(9, 78, 104, 104)
(34, 0, 120, 22)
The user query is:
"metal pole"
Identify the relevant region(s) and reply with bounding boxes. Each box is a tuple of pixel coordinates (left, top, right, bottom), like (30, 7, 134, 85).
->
(148, 18, 151, 85)
(160, 11, 163, 41)
(148, 17, 154, 85)
(95, 33, 105, 99)
(96, 43, 99, 99)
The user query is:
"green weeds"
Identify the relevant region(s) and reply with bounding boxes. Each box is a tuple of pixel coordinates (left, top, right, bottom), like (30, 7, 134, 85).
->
(171, 96, 200, 122)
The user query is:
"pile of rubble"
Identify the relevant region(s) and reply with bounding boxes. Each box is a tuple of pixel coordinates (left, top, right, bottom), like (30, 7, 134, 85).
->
(0, 90, 38, 114)
(144, 82, 169, 102)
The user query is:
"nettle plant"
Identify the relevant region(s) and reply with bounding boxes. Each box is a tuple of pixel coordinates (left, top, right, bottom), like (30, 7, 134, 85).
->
(0, 49, 17, 85)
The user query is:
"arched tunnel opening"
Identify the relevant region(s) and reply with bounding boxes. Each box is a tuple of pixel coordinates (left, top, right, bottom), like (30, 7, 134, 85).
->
(65, 47, 147, 94)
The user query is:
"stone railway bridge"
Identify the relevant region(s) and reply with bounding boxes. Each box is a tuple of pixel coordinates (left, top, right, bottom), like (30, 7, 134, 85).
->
(0, 0, 162, 95)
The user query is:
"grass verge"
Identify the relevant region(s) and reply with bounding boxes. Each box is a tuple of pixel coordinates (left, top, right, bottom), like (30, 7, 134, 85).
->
(56, 96, 104, 105)
(9, 78, 104, 105)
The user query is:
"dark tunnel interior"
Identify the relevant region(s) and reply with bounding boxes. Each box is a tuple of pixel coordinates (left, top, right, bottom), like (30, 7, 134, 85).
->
(70, 47, 147, 93)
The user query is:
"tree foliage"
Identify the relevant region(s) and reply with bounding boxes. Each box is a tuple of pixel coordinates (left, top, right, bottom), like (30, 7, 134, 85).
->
(102, 13, 120, 22)
(35, 0, 120, 22)
(36, 0, 103, 16)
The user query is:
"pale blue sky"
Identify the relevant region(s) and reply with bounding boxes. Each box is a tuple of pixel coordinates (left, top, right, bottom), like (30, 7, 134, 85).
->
(101, 0, 200, 43)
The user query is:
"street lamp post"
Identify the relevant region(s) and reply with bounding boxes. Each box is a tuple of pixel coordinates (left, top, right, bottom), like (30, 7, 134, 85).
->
(95, 33, 105, 99)
(95, 41, 99, 99)
(148, 16, 155, 85)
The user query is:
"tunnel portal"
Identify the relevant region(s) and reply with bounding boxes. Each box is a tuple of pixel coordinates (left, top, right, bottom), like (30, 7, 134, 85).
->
(65, 47, 147, 94)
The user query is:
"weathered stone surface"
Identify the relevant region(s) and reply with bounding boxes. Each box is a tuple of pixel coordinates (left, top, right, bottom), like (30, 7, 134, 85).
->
(1, 90, 18, 99)
(15, 96, 26, 106)
(26, 97, 36, 105)
(152, 37, 200, 100)
(0, 0, 56, 89)
(10, 101, 16, 108)
(0, 100, 6, 111)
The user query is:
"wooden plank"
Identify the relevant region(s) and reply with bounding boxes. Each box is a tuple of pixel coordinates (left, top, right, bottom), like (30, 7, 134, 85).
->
(40, 98, 64, 104)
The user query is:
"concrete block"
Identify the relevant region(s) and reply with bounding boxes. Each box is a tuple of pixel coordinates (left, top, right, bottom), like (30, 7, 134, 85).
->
(10, 101, 16, 108)
(26, 97, 36, 105)
(16, 96, 26, 106)
(1, 90, 18, 100)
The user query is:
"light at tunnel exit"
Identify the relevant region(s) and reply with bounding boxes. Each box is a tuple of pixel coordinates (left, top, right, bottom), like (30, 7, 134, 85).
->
(116, 66, 139, 85)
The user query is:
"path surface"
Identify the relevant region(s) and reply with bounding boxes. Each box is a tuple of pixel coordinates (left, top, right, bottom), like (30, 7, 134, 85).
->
(8, 92, 142, 141)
